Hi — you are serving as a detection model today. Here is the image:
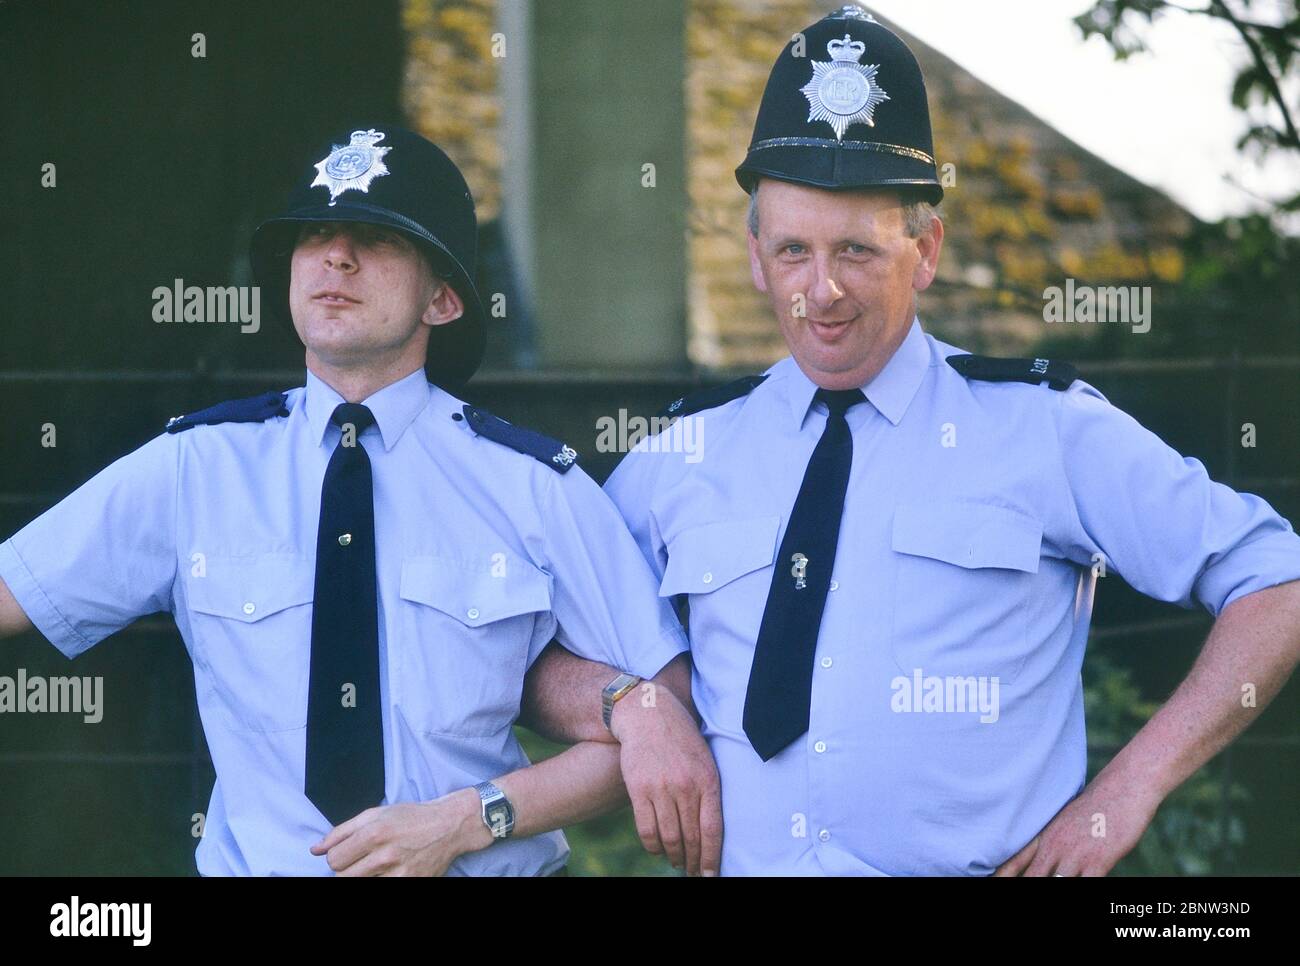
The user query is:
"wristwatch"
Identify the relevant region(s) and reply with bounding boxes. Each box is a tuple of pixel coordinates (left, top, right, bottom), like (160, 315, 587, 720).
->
(602, 672, 642, 732)
(474, 781, 515, 840)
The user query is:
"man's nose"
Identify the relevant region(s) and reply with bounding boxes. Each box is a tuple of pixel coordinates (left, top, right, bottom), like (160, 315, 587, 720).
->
(808, 256, 845, 308)
(323, 233, 359, 272)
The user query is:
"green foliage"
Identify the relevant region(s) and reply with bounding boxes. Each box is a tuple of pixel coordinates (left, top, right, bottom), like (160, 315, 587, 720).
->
(1076, 0, 1300, 208)
(514, 728, 679, 877)
(1074, 0, 1168, 59)
(1084, 651, 1248, 875)
(1034, 211, 1300, 360)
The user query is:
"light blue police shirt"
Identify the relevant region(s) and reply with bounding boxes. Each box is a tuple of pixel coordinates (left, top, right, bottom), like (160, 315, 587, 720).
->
(604, 316, 1300, 876)
(0, 366, 687, 875)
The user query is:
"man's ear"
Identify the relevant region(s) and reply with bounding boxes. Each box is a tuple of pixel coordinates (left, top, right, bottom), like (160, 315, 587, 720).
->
(911, 215, 944, 294)
(421, 280, 465, 328)
(746, 228, 769, 294)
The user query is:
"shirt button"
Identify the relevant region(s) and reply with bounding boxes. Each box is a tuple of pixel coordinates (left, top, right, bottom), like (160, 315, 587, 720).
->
(829, 580, 839, 591)
(242, 602, 255, 615)
(702, 572, 713, 584)
(467, 608, 480, 620)
(338, 533, 352, 547)
(821, 657, 833, 668)
(818, 829, 831, 842)
(814, 740, 827, 753)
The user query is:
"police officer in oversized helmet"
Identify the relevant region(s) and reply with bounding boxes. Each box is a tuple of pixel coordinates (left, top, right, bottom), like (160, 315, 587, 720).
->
(249, 127, 486, 394)
(0, 125, 721, 876)
(603, 5, 1300, 876)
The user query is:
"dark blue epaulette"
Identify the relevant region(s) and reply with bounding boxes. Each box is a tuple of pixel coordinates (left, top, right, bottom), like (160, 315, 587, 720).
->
(164, 390, 291, 433)
(461, 404, 578, 474)
(945, 354, 1079, 391)
(657, 374, 769, 419)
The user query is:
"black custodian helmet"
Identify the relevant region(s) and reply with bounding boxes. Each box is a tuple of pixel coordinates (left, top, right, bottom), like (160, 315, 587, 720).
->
(250, 126, 487, 389)
(735, 5, 943, 204)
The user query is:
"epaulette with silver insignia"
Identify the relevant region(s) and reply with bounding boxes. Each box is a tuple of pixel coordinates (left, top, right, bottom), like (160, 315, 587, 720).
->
(461, 405, 578, 474)
(164, 390, 291, 433)
(656, 374, 769, 420)
(945, 355, 1079, 391)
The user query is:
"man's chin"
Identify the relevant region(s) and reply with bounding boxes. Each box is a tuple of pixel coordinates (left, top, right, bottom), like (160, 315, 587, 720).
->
(802, 342, 898, 390)
(304, 342, 384, 370)
(793, 344, 870, 378)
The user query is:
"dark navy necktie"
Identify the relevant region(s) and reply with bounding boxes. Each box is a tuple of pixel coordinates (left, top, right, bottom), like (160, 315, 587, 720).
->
(743, 387, 866, 761)
(305, 402, 385, 824)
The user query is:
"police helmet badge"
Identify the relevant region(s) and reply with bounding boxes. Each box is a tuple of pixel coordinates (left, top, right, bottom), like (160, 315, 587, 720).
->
(800, 34, 890, 140)
(310, 129, 392, 205)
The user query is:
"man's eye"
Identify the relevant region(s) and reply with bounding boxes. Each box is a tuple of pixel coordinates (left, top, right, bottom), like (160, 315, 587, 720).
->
(846, 244, 869, 255)
(782, 244, 806, 256)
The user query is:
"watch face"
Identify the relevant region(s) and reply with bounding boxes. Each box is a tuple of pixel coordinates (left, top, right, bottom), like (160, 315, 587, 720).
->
(486, 803, 511, 836)
(604, 673, 637, 697)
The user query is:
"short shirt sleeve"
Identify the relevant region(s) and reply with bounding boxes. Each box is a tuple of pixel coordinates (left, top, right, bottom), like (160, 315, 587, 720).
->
(602, 445, 672, 582)
(538, 463, 686, 680)
(0, 433, 180, 657)
(1053, 381, 1300, 615)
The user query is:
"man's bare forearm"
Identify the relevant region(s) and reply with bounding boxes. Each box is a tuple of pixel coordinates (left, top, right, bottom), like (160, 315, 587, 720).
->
(0, 577, 34, 638)
(1097, 579, 1300, 803)
(444, 740, 628, 855)
(518, 643, 695, 744)
(508, 647, 719, 875)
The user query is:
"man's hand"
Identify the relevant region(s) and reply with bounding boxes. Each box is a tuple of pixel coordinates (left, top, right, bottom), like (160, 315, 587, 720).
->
(994, 774, 1159, 876)
(999, 581, 1300, 877)
(611, 681, 723, 877)
(310, 789, 489, 876)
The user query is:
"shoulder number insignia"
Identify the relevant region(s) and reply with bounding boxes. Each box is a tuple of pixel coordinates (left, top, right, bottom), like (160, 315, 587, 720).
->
(462, 405, 578, 474)
(945, 354, 1079, 391)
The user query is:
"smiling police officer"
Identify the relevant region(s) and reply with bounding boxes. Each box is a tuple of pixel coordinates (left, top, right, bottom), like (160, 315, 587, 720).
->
(0, 125, 718, 876)
(593, 5, 1300, 876)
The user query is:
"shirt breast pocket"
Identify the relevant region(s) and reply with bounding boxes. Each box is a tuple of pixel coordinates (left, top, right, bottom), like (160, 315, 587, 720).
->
(186, 554, 315, 733)
(889, 501, 1043, 685)
(659, 516, 780, 640)
(396, 555, 552, 738)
